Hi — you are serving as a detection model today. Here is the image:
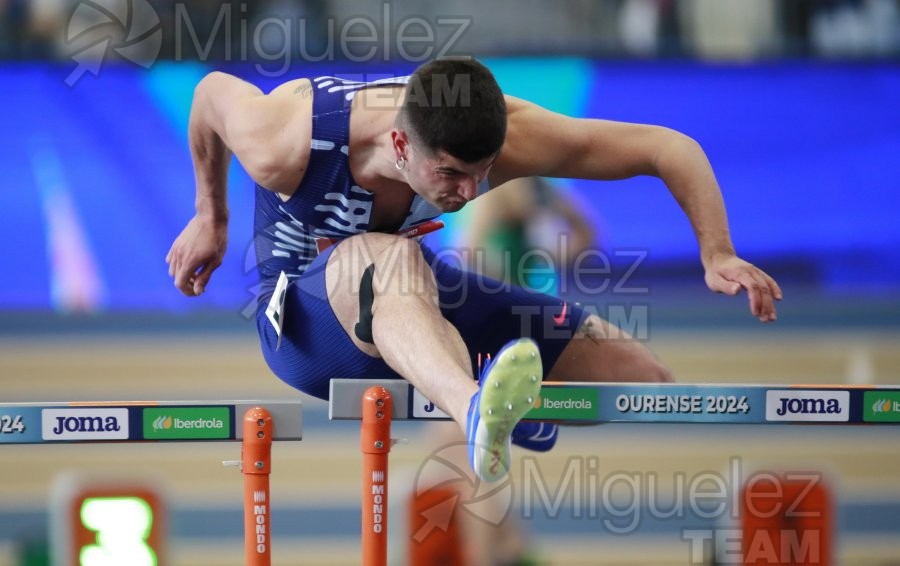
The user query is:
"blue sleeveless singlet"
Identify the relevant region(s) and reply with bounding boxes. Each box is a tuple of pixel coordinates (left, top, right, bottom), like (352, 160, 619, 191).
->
(252, 75, 582, 400)
(252, 75, 489, 297)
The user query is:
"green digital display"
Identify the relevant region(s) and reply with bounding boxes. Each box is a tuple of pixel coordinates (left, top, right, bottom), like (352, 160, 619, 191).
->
(79, 497, 158, 566)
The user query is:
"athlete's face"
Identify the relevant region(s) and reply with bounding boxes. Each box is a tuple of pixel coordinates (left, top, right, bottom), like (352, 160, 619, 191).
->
(404, 145, 496, 212)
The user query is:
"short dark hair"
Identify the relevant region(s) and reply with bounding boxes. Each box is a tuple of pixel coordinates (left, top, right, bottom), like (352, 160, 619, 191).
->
(399, 59, 507, 163)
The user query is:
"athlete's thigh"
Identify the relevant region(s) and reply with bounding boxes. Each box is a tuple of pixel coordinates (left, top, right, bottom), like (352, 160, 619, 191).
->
(423, 246, 584, 375)
(423, 246, 671, 383)
(256, 240, 400, 399)
(325, 232, 433, 356)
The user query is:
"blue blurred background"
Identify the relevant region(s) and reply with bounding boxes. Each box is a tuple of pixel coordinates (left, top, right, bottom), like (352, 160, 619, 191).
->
(0, 1, 898, 319)
(3, 59, 900, 314)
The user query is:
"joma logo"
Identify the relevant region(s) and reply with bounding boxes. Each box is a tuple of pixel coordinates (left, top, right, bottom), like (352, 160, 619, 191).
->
(776, 398, 842, 416)
(42, 408, 130, 440)
(765, 391, 848, 422)
(52, 416, 121, 434)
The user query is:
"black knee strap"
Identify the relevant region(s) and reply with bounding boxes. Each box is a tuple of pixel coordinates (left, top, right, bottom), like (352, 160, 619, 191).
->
(354, 263, 376, 344)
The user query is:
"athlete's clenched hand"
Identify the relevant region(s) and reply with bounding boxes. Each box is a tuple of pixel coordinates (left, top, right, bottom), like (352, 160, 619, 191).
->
(166, 215, 228, 297)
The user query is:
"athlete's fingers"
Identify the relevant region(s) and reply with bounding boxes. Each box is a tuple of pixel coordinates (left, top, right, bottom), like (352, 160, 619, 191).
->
(192, 260, 219, 295)
(755, 272, 778, 322)
(752, 288, 775, 322)
(168, 248, 177, 277)
(738, 270, 776, 322)
(707, 272, 741, 296)
(738, 272, 764, 318)
(765, 273, 783, 301)
(707, 263, 780, 322)
(174, 257, 201, 296)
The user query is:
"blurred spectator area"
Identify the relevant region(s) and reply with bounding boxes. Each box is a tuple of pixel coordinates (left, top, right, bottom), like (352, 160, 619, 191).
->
(1, 0, 899, 60)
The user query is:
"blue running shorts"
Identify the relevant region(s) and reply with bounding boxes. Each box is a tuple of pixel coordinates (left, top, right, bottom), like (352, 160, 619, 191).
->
(256, 239, 586, 400)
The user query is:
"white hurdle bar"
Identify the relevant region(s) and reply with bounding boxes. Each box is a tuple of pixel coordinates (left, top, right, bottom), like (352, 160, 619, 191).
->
(330, 380, 900, 424)
(0, 400, 303, 566)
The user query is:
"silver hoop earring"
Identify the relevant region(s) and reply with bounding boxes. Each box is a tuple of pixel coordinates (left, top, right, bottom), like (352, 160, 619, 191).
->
(395, 156, 406, 170)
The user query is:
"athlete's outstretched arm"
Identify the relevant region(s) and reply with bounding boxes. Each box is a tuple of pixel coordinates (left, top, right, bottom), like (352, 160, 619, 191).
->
(491, 96, 782, 322)
(167, 72, 311, 296)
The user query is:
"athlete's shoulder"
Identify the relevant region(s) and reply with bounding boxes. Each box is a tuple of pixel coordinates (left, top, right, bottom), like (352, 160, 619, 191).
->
(242, 78, 315, 196)
(305, 75, 410, 94)
(268, 77, 314, 100)
(500, 95, 562, 147)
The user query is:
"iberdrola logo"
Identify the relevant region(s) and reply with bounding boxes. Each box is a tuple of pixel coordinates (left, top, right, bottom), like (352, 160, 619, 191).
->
(863, 391, 900, 423)
(64, 0, 163, 86)
(153, 415, 173, 431)
(144, 407, 230, 439)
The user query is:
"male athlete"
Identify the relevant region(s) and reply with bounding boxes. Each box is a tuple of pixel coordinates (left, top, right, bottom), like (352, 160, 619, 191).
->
(167, 59, 781, 481)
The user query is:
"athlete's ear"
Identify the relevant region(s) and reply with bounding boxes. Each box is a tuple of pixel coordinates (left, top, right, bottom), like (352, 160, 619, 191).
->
(391, 128, 410, 161)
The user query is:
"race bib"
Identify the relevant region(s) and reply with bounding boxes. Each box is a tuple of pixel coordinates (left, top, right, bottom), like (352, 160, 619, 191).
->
(265, 271, 290, 351)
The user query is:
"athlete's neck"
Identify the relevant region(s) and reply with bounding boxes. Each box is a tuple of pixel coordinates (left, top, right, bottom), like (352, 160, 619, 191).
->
(348, 86, 410, 191)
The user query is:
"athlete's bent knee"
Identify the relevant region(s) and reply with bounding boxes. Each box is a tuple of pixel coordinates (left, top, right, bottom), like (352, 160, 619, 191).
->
(645, 361, 674, 383)
(374, 235, 426, 265)
(371, 237, 432, 291)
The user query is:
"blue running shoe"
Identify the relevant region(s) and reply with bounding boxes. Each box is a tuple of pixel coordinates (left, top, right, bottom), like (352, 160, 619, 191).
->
(467, 338, 543, 482)
(511, 421, 559, 452)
